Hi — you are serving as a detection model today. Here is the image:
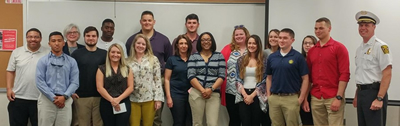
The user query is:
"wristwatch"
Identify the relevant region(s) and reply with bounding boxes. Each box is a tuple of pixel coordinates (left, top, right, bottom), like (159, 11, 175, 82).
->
(210, 87, 215, 92)
(63, 95, 69, 100)
(335, 95, 343, 100)
(376, 96, 383, 101)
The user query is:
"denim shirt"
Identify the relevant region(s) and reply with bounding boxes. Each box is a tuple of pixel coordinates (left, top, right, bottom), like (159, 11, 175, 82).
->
(36, 52, 79, 101)
(235, 55, 268, 112)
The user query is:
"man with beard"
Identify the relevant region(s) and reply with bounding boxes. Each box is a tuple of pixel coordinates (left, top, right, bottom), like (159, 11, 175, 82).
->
(70, 26, 107, 126)
(172, 13, 200, 54)
(36, 31, 79, 126)
(97, 19, 127, 57)
(7, 28, 50, 126)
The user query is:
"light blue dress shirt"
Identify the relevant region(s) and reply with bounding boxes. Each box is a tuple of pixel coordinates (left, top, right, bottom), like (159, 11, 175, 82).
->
(36, 52, 79, 101)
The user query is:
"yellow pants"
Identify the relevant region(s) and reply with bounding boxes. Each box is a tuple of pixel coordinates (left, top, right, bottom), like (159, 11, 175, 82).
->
(130, 101, 155, 126)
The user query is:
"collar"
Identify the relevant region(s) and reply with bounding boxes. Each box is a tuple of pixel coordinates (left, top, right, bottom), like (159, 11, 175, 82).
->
(24, 45, 45, 53)
(185, 33, 199, 42)
(279, 47, 295, 57)
(315, 37, 335, 47)
(49, 51, 65, 58)
(364, 35, 377, 46)
(137, 29, 158, 41)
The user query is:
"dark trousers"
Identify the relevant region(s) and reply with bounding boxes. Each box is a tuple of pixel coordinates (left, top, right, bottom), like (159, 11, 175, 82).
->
(8, 98, 38, 126)
(300, 94, 314, 125)
(238, 89, 263, 126)
(260, 110, 271, 126)
(169, 97, 192, 126)
(100, 98, 131, 126)
(357, 88, 387, 126)
(226, 93, 241, 126)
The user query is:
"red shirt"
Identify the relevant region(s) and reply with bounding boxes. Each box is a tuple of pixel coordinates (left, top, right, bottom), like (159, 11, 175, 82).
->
(307, 37, 350, 99)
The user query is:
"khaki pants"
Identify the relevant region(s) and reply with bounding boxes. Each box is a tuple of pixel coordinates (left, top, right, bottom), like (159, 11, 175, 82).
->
(311, 96, 345, 126)
(189, 88, 220, 126)
(268, 94, 300, 126)
(130, 101, 156, 126)
(38, 93, 73, 126)
(73, 97, 103, 126)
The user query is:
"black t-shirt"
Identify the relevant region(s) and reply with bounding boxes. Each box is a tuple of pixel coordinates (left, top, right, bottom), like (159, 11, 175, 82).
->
(71, 47, 107, 97)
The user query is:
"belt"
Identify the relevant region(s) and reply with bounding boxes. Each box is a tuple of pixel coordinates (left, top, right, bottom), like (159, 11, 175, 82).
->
(357, 82, 380, 91)
(271, 92, 298, 96)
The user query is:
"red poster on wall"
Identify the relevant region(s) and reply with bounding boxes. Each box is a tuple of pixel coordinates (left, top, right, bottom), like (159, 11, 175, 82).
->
(0, 29, 17, 51)
(5, 0, 22, 4)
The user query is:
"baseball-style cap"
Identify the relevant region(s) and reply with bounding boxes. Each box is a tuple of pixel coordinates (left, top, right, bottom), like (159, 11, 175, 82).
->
(355, 10, 380, 25)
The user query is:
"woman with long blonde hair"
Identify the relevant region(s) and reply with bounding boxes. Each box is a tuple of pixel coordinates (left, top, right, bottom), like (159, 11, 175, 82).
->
(127, 34, 164, 126)
(236, 35, 270, 126)
(96, 43, 134, 126)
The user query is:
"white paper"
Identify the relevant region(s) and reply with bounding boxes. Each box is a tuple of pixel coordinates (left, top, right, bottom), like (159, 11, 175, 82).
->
(113, 103, 127, 114)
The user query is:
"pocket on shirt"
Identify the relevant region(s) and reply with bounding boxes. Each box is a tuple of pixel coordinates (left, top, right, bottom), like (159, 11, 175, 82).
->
(362, 55, 374, 69)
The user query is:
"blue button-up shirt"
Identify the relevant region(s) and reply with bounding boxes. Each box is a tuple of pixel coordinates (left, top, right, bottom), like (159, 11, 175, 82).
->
(36, 52, 79, 101)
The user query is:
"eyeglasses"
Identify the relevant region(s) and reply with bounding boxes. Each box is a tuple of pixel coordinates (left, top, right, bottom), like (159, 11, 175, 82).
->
(303, 42, 314, 45)
(201, 39, 211, 42)
(67, 31, 79, 35)
(26, 36, 40, 39)
(234, 25, 244, 29)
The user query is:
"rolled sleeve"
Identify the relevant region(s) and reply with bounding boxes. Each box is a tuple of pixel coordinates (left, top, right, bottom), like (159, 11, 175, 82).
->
(337, 44, 350, 82)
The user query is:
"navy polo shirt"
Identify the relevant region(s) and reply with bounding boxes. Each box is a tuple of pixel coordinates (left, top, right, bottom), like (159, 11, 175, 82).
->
(266, 48, 309, 93)
(165, 55, 191, 99)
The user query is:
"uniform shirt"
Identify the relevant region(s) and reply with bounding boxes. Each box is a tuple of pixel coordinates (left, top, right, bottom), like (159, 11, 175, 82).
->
(36, 52, 79, 101)
(266, 48, 309, 93)
(128, 55, 164, 102)
(165, 55, 191, 99)
(125, 30, 173, 74)
(307, 37, 350, 99)
(355, 36, 392, 84)
(187, 52, 226, 92)
(97, 38, 128, 58)
(7, 46, 50, 100)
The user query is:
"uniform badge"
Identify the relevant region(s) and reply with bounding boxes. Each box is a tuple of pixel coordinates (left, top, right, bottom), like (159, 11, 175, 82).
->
(366, 48, 371, 54)
(381, 45, 389, 54)
(289, 59, 294, 64)
(360, 11, 368, 15)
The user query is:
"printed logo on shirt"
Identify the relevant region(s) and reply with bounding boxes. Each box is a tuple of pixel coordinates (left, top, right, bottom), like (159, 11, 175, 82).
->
(381, 45, 389, 54)
(289, 59, 294, 64)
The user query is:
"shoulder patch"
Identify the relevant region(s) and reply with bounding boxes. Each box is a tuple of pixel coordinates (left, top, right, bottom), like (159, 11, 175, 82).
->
(381, 45, 389, 54)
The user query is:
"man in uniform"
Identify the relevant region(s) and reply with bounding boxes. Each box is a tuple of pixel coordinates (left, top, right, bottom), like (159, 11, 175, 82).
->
(352, 10, 392, 126)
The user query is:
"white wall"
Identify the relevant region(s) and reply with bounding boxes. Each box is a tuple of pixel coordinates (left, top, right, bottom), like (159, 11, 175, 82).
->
(269, 0, 400, 100)
(25, 1, 265, 52)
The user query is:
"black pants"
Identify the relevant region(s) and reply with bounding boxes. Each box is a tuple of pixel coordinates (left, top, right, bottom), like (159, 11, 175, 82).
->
(226, 93, 241, 126)
(238, 89, 263, 126)
(300, 94, 314, 125)
(8, 98, 38, 126)
(357, 88, 387, 126)
(100, 98, 131, 126)
(169, 97, 192, 126)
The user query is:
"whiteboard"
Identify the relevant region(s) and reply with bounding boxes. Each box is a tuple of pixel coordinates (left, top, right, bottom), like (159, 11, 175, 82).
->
(26, 1, 265, 52)
(269, 0, 400, 100)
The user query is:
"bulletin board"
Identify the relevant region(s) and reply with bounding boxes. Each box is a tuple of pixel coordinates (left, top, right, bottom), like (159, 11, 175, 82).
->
(0, 1, 23, 88)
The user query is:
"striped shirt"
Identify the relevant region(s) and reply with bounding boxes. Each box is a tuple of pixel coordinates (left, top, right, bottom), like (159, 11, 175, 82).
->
(187, 52, 226, 91)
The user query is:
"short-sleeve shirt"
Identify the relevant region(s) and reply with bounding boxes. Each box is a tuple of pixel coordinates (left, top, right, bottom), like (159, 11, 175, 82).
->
(6, 46, 50, 100)
(266, 48, 309, 93)
(99, 64, 129, 98)
(165, 55, 191, 99)
(355, 36, 393, 84)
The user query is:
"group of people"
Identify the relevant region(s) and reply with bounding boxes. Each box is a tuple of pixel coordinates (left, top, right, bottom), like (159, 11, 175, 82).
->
(5, 10, 391, 126)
